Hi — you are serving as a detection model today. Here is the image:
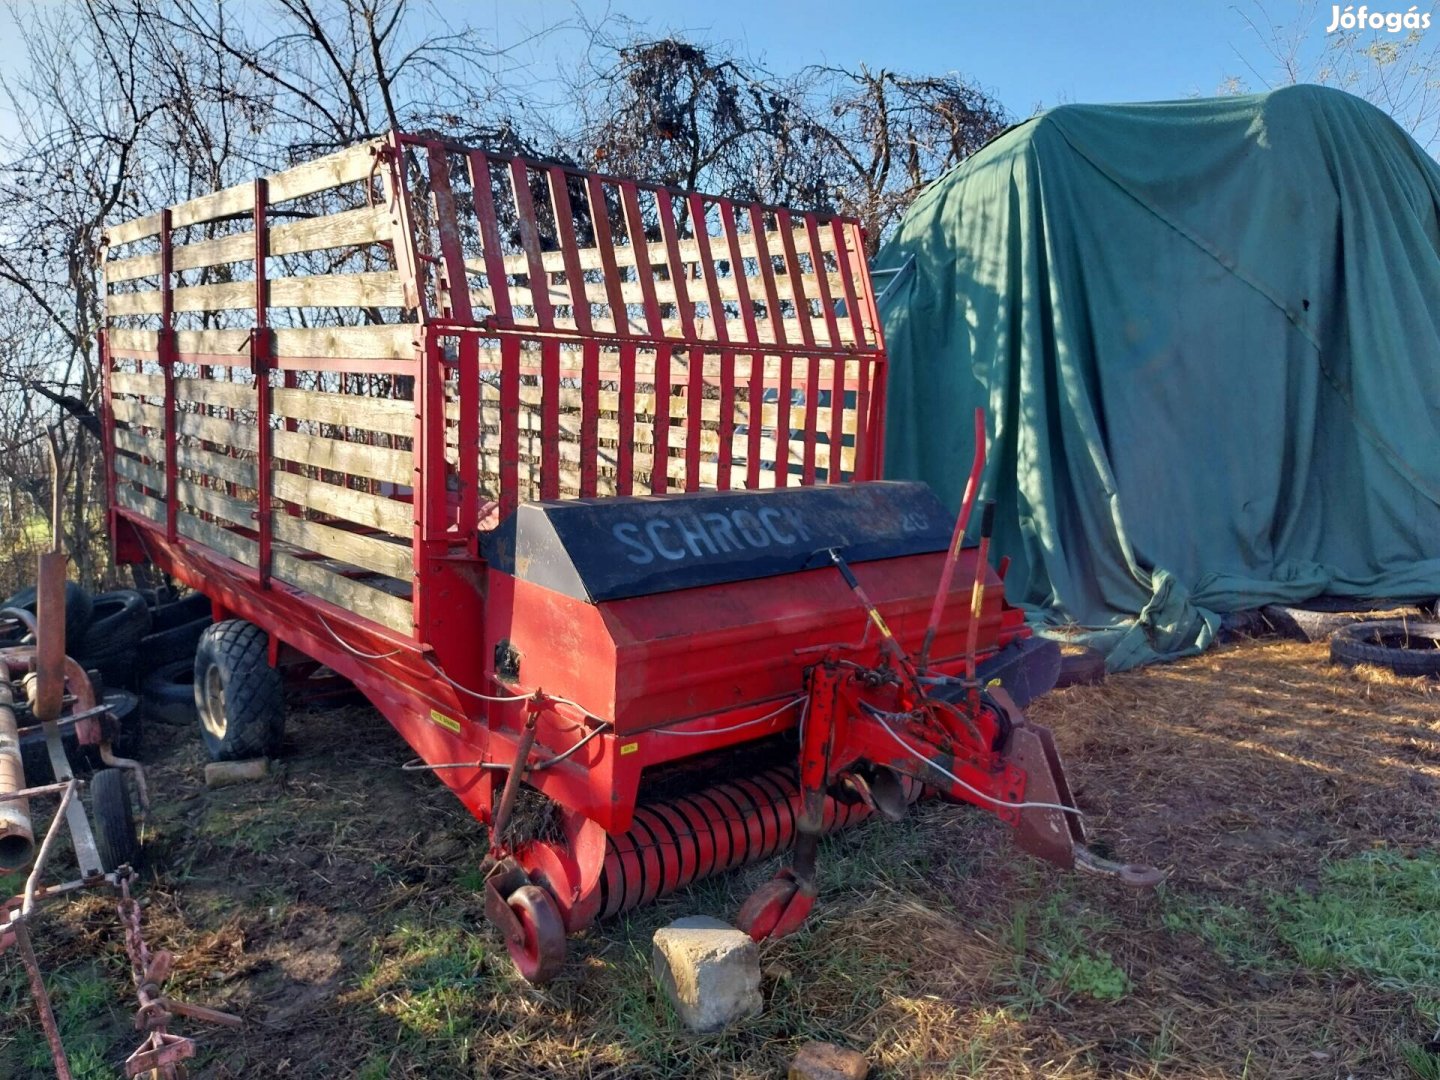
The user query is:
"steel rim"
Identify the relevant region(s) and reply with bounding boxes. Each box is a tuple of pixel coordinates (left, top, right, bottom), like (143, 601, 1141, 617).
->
(201, 664, 227, 739)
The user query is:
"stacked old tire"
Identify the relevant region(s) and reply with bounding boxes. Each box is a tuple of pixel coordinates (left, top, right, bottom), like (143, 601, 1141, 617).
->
(0, 581, 214, 742)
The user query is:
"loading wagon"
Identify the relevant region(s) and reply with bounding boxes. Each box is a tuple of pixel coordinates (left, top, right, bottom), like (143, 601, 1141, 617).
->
(99, 133, 1157, 983)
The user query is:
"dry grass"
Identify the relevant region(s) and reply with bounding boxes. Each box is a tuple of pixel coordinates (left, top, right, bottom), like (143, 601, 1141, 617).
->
(1, 638, 1437, 1078)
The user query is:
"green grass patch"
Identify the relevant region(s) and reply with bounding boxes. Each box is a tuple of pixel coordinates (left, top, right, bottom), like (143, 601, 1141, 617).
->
(1162, 897, 1285, 972)
(997, 890, 1132, 1008)
(1272, 850, 1440, 992)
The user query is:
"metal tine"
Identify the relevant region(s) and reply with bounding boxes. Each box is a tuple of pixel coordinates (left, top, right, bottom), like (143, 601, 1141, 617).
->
(654, 189, 696, 341)
(718, 350, 735, 491)
(774, 209, 814, 349)
(466, 151, 513, 324)
(831, 218, 865, 348)
(426, 145, 474, 323)
(747, 204, 787, 349)
(653, 345, 671, 495)
(579, 339, 599, 498)
(499, 336, 521, 517)
(545, 166, 590, 335)
(717, 199, 757, 346)
(618, 183, 663, 337)
(803, 215, 842, 349)
(507, 160, 553, 330)
(540, 338, 561, 500)
(618, 340, 637, 495)
(687, 194, 729, 345)
(583, 175, 627, 334)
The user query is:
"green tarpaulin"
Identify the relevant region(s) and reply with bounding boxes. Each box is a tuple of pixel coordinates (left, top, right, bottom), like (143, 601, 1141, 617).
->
(876, 85, 1440, 669)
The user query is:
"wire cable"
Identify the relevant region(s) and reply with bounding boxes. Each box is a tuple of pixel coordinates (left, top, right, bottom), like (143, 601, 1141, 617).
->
(864, 704, 1083, 817)
(650, 695, 806, 737)
(314, 610, 404, 661)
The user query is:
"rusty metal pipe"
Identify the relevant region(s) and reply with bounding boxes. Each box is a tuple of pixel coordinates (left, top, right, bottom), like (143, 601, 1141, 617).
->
(33, 552, 66, 724)
(0, 679, 34, 871)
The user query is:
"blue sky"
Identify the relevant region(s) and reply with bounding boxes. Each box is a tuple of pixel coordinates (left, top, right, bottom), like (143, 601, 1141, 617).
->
(0, 1, 1341, 138)
(452, 0, 1321, 111)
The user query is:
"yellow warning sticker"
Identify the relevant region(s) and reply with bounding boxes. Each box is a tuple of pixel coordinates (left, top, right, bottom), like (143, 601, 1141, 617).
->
(620, 742, 640, 756)
(428, 709, 461, 734)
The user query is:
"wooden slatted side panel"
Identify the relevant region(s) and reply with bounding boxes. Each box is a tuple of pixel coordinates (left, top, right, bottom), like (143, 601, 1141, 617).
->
(444, 335, 878, 506)
(267, 371, 417, 635)
(445, 149, 880, 354)
(101, 138, 409, 361)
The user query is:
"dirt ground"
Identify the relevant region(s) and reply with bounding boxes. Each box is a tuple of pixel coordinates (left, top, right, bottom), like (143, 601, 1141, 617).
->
(1, 637, 1437, 1079)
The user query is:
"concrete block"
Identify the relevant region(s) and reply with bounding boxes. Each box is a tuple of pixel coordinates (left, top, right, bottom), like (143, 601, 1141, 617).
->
(204, 758, 269, 788)
(789, 1041, 869, 1080)
(651, 915, 762, 1033)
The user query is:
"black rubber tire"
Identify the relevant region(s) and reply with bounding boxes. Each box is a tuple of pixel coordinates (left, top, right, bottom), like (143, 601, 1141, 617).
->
(1054, 645, 1106, 688)
(138, 616, 212, 671)
(1217, 608, 1269, 644)
(78, 590, 152, 684)
(107, 689, 144, 760)
(149, 592, 211, 634)
(1329, 619, 1440, 678)
(194, 620, 284, 761)
(142, 660, 198, 727)
(1261, 600, 1424, 643)
(0, 581, 94, 652)
(92, 768, 140, 872)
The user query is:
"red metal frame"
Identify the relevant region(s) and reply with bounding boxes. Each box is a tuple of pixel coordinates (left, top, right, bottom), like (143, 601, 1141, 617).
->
(95, 133, 1139, 976)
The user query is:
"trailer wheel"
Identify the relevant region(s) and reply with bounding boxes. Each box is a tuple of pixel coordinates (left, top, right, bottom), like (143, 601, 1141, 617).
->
(505, 884, 566, 984)
(194, 621, 284, 761)
(92, 768, 140, 872)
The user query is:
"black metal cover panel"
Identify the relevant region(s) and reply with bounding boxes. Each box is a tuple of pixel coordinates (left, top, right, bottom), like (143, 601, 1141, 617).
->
(484, 482, 955, 604)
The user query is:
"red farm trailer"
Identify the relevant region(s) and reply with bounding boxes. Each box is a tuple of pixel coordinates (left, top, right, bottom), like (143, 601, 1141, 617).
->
(99, 133, 1158, 982)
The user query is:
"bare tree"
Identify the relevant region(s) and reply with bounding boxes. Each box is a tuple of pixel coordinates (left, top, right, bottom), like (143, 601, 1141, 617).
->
(800, 65, 1009, 253)
(1227, 0, 1440, 152)
(566, 32, 1008, 252)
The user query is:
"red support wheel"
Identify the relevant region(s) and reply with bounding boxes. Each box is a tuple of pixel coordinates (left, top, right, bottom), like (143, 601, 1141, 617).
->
(505, 884, 566, 984)
(736, 872, 814, 942)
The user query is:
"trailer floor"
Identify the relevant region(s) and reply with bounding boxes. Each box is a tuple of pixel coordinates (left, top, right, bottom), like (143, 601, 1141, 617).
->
(1, 638, 1437, 1079)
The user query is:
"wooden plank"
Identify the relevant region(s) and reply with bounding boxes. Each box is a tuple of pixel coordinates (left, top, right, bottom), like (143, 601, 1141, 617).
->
(116, 483, 166, 522)
(177, 512, 259, 567)
(267, 140, 382, 204)
(177, 443, 258, 488)
(114, 453, 164, 493)
(113, 427, 162, 460)
(272, 429, 412, 485)
(272, 325, 416, 361)
(175, 377, 255, 410)
(271, 514, 412, 580)
(271, 387, 413, 437)
(269, 271, 406, 309)
(271, 471, 412, 535)
(107, 328, 160, 352)
(269, 205, 389, 257)
(272, 551, 412, 634)
(178, 409, 258, 451)
(106, 289, 164, 317)
(106, 212, 163, 247)
(172, 232, 252, 274)
(160, 271, 404, 313)
(111, 370, 164, 399)
(176, 479, 256, 527)
(111, 397, 165, 431)
(175, 328, 252, 355)
(111, 207, 391, 279)
(171, 183, 255, 229)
